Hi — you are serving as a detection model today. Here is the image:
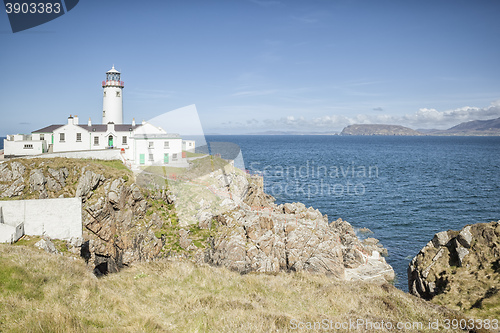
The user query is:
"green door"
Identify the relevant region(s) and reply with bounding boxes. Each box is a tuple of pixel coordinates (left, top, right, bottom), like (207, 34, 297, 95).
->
(51, 134, 54, 144)
(140, 154, 145, 165)
(164, 153, 169, 164)
(108, 135, 113, 147)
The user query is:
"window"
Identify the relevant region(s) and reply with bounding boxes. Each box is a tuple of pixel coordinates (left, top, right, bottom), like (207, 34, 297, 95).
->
(40, 134, 44, 141)
(189, 142, 192, 147)
(76, 133, 82, 142)
(116, 91, 120, 97)
(103, 91, 106, 97)
(59, 133, 65, 142)
(172, 153, 178, 161)
(103, 110, 106, 118)
(149, 154, 154, 161)
(164, 141, 169, 148)
(149, 141, 154, 148)
(94, 136, 99, 145)
(122, 136, 127, 145)
(23, 144, 33, 149)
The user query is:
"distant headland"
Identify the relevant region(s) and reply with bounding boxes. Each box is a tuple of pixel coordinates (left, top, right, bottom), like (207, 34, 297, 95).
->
(340, 124, 422, 136)
(224, 116, 500, 136)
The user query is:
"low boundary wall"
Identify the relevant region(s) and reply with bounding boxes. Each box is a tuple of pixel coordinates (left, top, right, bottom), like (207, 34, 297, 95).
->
(0, 197, 82, 240)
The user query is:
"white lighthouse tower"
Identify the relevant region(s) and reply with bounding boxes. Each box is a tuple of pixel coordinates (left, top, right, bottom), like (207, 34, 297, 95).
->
(102, 66, 124, 124)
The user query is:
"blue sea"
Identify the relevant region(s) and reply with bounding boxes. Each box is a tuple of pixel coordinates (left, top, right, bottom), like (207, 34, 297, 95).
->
(0, 137, 5, 150)
(206, 135, 500, 291)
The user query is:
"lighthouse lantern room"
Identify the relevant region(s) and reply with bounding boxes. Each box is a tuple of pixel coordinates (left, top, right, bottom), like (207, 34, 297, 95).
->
(102, 65, 124, 124)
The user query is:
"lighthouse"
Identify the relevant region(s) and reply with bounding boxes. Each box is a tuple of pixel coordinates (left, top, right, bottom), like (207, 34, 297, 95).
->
(102, 66, 124, 124)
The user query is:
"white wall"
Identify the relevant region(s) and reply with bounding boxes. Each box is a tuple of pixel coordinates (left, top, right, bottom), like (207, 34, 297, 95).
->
(26, 149, 121, 160)
(4, 139, 45, 156)
(53, 123, 92, 152)
(0, 224, 23, 244)
(132, 137, 183, 166)
(182, 140, 196, 152)
(0, 198, 82, 240)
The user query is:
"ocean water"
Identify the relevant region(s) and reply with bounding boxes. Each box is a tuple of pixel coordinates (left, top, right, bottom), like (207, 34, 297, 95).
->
(0, 137, 5, 150)
(206, 135, 500, 291)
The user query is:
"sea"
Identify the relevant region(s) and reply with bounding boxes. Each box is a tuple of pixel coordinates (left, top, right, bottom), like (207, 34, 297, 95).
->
(205, 135, 500, 291)
(0, 137, 4, 150)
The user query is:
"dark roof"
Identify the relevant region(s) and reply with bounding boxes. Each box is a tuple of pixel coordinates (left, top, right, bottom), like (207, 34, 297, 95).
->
(32, 124, 142, 134)
(116, 124, 142, 131)
(32, 125, 63, 133)
(77, 124, 141, 133)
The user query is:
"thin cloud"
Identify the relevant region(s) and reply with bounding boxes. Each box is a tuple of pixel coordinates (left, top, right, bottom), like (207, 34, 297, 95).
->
(248, 0, 281, 7)
(232, 89, 277, 97)
(291, 11, 330, 24)
(373, 107, 384, 112)
(235, 100, 500, 131)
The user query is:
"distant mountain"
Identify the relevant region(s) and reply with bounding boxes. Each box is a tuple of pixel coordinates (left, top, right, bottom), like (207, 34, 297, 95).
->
(446, 117, 500, 135)
(340, 124, 423, 136)
(424, 117, 500, 136)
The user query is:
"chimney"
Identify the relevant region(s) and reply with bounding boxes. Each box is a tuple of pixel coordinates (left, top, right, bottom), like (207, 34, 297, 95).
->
(88, 117, 92, 127)
(68, 115, 74, 125)
(132, 118, 136, 126)
(74, 115, 79, 125)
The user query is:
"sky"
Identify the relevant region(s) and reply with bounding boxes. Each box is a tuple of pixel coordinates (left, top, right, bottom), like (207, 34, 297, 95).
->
(1, 0, 500, 136)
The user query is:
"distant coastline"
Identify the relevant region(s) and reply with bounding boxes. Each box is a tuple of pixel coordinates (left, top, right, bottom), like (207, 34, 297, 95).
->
(208, 116, 500, 136)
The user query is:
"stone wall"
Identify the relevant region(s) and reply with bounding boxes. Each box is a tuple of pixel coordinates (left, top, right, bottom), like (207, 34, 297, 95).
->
(26, 149, 121, 161)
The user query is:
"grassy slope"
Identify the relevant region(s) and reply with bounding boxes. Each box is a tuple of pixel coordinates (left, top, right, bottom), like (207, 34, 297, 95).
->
(0, 245, 483, 333)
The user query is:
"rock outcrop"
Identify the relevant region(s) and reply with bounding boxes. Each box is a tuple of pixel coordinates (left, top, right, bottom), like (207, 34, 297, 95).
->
(1, 157, 394, 284)
(202, 171, 394, 283)
(408, 221, 500, 315)
(0, 159, 173, 275)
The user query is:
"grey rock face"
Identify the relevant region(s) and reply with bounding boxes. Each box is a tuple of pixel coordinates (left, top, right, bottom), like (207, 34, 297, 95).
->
(29, 169, 47, 198)
(35, 238, 58, 254)
(408, 222, 500, 301)
(204, 181, 394, 282)
(1, 178, 25, 198)
(0, 162, 27, 198)
(75, 170, 105, 199)
(457, 226, 472, 248)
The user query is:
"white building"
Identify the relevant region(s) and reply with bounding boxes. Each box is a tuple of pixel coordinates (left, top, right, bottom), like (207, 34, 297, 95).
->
(3, 66, 193, 167)
(182, 140, 196, 153)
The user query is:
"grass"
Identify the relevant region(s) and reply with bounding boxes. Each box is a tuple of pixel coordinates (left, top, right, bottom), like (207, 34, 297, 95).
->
(0, 244, 486, 333)
(85, 159, 129, 171)
(184, 151, 207, 158)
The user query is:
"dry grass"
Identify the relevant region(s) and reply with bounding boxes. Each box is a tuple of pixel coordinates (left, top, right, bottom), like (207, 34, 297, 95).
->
(0, 244, 487, 333)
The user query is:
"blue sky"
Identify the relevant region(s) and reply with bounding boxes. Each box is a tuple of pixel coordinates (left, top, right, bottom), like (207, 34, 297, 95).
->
(1, 0, 500, 136)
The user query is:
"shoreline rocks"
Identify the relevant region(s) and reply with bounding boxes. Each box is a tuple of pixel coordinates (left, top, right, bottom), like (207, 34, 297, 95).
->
(408, 221, 500, 315)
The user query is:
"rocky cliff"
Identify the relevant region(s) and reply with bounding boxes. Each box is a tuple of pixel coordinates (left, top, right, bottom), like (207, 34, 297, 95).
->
(0, 158, 172, 275)
(341, 124, 423, 136)
(408, 221, 500, 318)
(0, 157, 394, 284)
